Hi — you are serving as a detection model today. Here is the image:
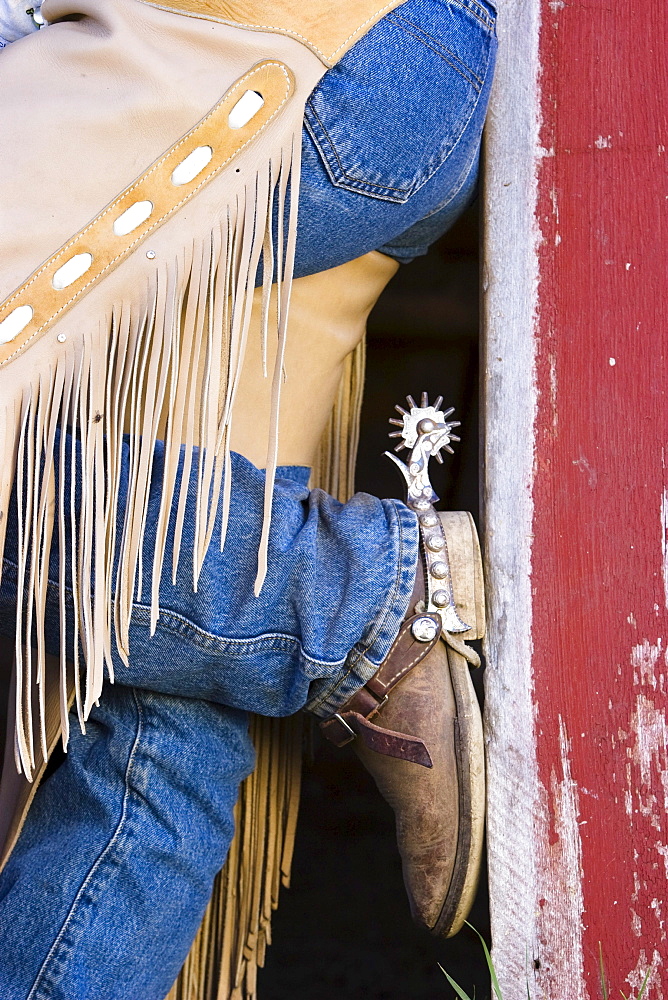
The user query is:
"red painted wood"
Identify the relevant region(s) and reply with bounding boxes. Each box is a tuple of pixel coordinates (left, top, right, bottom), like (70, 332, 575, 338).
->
(533, 0, 668, 994)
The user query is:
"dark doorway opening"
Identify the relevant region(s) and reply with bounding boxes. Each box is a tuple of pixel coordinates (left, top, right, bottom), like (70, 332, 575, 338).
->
(260, 201, 490, 1000)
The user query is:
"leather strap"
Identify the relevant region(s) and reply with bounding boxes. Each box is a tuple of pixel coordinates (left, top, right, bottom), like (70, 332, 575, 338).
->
(319, 609, 441, 768)
(322, 711, 433, 768)
(0, 61, 293, 366)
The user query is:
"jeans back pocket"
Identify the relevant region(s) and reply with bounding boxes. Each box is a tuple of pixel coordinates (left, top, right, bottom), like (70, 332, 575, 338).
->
(304, 0, 497, 205)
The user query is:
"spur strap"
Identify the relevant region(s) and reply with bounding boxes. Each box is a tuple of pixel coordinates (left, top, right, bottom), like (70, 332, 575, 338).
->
(319, 608, 441, 768)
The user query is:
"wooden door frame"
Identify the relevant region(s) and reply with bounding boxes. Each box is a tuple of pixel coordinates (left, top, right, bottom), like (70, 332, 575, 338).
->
(482, 0, 667, 995)
(482, 0, 545, 990)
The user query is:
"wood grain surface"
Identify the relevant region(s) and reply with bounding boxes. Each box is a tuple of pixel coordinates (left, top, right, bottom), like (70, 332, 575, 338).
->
(484, 0, 667, 996)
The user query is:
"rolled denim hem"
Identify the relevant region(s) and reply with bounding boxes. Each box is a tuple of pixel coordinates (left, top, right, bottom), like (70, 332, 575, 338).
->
(305, 499, 419, 718)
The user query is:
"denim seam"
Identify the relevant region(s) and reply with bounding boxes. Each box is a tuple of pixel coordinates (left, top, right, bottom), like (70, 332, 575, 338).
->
(306, 499, 416, 714)
(26, 690, 145, 1000)
(385, 14, 483, 89)
(449, 0, 496, 32)
(344, 500, 406, 665)
(305, 549, 400, 712)
(356, 501, 418, 666)
(380, 141, 479, 257)
(417, 145, 479, 222)
(129, 604, 348, 671)
(0, 558, 350, 672)
(406, 37, 494, 201)
(306, 500, 411, 712)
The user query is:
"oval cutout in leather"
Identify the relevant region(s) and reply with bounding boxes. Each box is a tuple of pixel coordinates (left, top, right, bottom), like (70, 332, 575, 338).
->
(171, 146, 213, 186)
(52, 253, 94, 291)
(113, 200, 154, 237)
(0, 305, 33, 345)
(228, 90, 264, 129)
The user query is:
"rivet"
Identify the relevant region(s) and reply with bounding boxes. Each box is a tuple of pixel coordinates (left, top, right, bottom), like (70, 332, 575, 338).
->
(418, 418, 435, 433)
(146, 250, 156, 260)
(433, 590, 450, 608)
(57, 333, 67, 343)
(412, 616, 439, 643)
(419, 512, 438, 527)
(431, 561, 449, 579)
(426, 535, 445, 552)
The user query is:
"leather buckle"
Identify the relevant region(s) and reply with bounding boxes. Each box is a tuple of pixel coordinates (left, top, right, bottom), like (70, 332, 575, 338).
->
(332, 713, 357, 745)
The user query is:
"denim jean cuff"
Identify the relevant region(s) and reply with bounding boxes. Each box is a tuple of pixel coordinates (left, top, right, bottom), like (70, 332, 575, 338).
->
(305, 499, 419, 718)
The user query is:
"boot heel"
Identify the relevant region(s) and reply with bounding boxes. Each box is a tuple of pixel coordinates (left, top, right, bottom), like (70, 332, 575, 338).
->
(438, 510, 485, 640)
(434, 511, 485, 939)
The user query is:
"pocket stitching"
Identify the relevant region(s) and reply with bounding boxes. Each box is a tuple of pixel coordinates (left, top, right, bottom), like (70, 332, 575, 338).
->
(390, 28, 494, 202)
(305, 100, 414, 199)
(304, 3, 496, 204)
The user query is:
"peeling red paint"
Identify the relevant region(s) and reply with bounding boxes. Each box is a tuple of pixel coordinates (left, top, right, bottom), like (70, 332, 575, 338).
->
(530, 0, 668, 994)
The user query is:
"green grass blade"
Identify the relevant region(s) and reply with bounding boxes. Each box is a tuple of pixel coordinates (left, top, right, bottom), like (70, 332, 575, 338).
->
(636, 966, 652, 1000)
(438, 964, 474, 1000)
(620, 965, 652, 1000)
(598, 943, 609, 1000)
(465, 922, 504, 1000)
(443, 929, 651, 1000)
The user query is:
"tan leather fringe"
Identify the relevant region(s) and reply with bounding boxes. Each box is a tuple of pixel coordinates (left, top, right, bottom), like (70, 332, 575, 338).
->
(164, 341, 365, 1000)
(1, 127, 302, 781)
(312, 339, 367, 499)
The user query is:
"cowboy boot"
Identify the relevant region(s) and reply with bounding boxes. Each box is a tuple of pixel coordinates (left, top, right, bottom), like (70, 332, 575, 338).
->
(320, 394, 485, 938)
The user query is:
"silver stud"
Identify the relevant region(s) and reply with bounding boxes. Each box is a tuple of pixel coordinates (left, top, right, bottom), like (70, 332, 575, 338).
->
(431, 561, 449, 579)
(146, 250, 156, 260)
(426, 535, 445, 552)
(433, 590, 450, 608)
(418, 418, 435, 434)
(411, 616, 439, 643)
(57, 333, 67, 343)
(419, 512, 438, 527)
(414, 499, 431, 510)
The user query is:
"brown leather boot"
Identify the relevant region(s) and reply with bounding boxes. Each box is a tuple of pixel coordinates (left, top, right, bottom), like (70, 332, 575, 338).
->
(320, 397, 485, 938)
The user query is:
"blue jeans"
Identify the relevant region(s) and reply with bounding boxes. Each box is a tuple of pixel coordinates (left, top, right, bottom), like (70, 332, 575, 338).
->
(0, 1, 497, 996)
(1, 446, 419, 716)
(0, 448, 419, 1000)
(294, 0, 497, 273)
